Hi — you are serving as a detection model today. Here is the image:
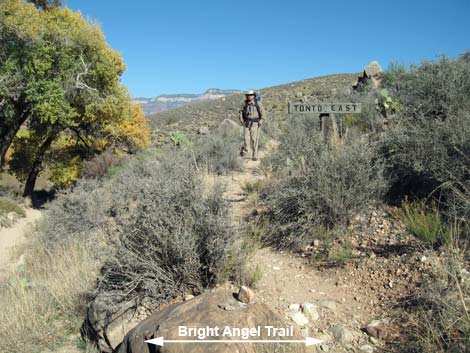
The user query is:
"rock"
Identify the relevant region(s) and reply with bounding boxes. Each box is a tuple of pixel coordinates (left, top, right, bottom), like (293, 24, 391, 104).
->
(115, 289, 307, 353)
(220, 300, 247, 311)
(197, 126, 210, 135)
(288, 310, 309, 326)
(364, 61, 383, 78)
(364, 318, 395, 340)
(301, 303, 319, 321)
(318, 300, 337, 311)
(81, 294, 138, 353)
(184, 294, 195, 301)
(289, 303, 301, 311)
(331, 325, 354, 345)
(359, 344, 374, 353)
(237, 286, 255, 304)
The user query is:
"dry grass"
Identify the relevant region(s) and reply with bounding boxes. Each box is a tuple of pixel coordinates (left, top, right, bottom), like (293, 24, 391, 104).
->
(0, 233, 102, 353)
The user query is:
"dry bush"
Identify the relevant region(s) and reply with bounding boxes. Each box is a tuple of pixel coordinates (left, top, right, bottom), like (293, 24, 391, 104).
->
(81, 149, 122, 179)
(261, 116, 387, 250)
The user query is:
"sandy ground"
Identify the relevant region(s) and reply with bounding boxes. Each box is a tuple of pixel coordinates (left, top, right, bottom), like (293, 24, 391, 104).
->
(0, 207, 42, 281)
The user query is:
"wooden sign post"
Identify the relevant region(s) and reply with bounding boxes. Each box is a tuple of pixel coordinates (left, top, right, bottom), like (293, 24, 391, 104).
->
(288, 102, 362, 142)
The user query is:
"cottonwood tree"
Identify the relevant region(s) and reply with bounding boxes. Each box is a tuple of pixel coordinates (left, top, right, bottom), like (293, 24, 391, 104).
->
(1, 0, 150, 196)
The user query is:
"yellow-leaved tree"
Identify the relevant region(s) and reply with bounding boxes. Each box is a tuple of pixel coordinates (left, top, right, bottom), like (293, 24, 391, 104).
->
(1, 0, 150, 196)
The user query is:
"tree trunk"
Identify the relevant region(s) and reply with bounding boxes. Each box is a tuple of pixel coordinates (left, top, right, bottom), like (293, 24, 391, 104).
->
(23, 134, 55, 198)
(0, 107, 30, 169)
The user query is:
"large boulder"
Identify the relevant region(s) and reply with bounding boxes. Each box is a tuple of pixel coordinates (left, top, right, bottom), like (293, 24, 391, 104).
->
(114, 288, 307, 353)
(364, 61, 383, 78)
(353, 60, 383, 91)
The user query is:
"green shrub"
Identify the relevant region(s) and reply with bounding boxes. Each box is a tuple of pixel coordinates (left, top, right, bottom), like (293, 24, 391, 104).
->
(242, 180, 263, 194)
(393, 200, 450, 247)
(261, 116, 387, 250)
(246, 265, 263, 288)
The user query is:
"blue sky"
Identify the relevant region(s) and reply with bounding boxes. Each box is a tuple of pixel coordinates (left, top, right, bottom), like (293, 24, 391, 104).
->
(66, 0, 470, 98)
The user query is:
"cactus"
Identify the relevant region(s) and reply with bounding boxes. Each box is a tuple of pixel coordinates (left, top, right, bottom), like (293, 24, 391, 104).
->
(170, 131, 191, 147)
(375, 88, 399, 116)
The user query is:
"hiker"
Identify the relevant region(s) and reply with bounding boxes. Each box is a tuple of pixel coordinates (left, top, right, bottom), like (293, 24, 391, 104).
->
(239, 90, 266, 161)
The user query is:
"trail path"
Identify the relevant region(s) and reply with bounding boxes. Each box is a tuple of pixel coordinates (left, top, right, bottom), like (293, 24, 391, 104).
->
(0, 208, 42, 281)
(218, 141, 407, 350)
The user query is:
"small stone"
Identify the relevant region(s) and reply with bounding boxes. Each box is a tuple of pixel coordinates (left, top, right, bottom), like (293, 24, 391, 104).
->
(273, 266, 281, 271)
(320, 343, 330, 352)
(288, 311, 309, 326)
(184, 294, 194, 301)
(237, 286, 255, 304)
(318, 300, 337, 311)
(313, 239, 320, 247)
(301, 303, 319, 321)
(369, 336, 379, 345)
(289, 303, 301, 311)
(420, 255, 428, 263)
(360, 345, 374, 353)
(331, 325, 354, 345)
(364, 318, 391, 340)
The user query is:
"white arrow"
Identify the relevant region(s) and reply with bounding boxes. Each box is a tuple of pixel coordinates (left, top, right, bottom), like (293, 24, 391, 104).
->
(145, 336, 323, 347)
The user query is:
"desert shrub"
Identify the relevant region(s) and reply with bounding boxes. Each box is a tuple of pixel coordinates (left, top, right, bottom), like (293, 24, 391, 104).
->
(0, 172, 24, 199)
(392, 199, 450, 247)
(0, 196, 25, 217)
(81, 149, 122, 179)
(405, 249, 470, 353)
(261, 116, 387, 250)
(40, 178, 113, 247)
(191, 131, 242, 174)
(95, 155, 242, 305)
(380, 53, 470, 210)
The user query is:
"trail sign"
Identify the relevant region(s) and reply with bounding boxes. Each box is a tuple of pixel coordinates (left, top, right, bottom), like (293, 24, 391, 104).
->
(145, 336, 323, 347)
(288, 102, 362, 114)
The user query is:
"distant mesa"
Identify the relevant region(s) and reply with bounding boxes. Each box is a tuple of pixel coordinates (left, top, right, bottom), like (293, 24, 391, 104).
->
(133, 88, 242, 115)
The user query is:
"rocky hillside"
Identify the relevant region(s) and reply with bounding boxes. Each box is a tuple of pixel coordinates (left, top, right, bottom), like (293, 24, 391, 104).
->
(147, 73, 359, 140)
(133, 88, 242, 115)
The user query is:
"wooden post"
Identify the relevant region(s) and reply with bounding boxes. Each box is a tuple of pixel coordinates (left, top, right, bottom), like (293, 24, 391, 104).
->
(320, 113, 330, 143)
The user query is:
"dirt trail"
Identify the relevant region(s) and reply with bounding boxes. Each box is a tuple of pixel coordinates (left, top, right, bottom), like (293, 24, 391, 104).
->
(0, 208, 42, 281)
(219, 142, 390, 349)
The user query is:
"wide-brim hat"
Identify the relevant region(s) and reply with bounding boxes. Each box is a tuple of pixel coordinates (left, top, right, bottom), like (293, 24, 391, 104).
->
(245, 89, 256, 95)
